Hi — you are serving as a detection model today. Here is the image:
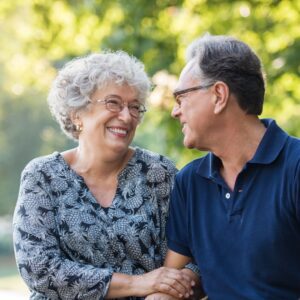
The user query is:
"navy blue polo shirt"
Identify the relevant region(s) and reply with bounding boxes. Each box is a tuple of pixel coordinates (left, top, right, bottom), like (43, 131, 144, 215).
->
(167, 119, 300, 300)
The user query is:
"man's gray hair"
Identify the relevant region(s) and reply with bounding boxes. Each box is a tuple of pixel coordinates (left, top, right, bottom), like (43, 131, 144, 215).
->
(185, 33, 266, 115)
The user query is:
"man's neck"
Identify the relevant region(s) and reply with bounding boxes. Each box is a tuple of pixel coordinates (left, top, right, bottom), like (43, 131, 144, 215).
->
(213, 116, 266, 190)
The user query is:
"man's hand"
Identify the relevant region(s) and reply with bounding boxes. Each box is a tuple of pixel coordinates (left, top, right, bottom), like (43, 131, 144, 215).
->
(145, 292, 180, 300)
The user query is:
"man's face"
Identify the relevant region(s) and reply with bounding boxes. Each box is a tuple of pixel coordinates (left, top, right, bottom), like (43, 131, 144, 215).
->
(171, 60, 214, 150)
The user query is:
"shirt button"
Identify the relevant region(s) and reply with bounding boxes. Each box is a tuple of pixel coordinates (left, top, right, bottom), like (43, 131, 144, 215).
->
(225, 193, 231, 199)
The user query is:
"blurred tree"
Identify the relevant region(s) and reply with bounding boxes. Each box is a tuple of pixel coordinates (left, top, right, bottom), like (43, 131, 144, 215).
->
(0, 0, 299, 215)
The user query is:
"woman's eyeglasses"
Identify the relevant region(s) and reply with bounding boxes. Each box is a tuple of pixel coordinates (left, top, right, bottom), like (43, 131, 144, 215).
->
(90, 96, 147, 119)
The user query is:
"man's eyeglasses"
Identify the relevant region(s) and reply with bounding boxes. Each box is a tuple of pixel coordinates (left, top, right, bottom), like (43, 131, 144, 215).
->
(90, 96, 147, 119)
(173, 84, 214, 106)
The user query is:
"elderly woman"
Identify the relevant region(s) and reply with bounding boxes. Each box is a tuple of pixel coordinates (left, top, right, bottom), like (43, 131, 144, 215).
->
(13, 51, 197, 300)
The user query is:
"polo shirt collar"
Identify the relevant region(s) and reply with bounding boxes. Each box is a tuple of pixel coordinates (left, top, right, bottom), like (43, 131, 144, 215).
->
(197, 118, 289, 179)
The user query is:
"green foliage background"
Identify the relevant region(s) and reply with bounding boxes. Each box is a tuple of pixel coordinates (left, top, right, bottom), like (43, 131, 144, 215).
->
(0, 0, 300, 215)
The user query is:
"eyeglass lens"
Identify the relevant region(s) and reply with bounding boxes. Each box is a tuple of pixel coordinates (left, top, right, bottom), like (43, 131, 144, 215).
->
(100, 97, 146, 118)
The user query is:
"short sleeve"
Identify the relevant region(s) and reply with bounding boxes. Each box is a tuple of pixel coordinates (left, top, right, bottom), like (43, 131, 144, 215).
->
(166, 175, 192, 257)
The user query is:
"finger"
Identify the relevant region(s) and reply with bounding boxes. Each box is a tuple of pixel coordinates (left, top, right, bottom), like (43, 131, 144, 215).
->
(150, 267, 194, 296)
(164, 270, 194, 293)
(181, 273, 196, 292)
(159, 274, 193, 297)
(159, 283, 184, 298)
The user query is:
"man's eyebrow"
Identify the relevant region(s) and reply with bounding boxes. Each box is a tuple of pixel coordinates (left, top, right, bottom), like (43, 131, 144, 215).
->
(173, 89, 184, 97)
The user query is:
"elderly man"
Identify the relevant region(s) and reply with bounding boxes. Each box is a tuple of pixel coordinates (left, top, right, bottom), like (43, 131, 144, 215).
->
(164, 34, 300, 299)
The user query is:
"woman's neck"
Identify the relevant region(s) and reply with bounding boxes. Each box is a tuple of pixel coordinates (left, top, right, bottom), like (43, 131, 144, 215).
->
(62, 145, 134, 180)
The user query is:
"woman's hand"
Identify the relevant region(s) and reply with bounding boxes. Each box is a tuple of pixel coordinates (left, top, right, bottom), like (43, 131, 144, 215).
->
(106, 268, 194, 299)
(135, 267, 195, 298)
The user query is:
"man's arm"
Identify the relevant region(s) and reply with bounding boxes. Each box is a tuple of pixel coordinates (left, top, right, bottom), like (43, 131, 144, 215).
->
(164, 249, 191, 268)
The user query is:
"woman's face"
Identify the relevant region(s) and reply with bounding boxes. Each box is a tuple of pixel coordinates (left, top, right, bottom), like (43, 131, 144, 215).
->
(77, 83, 142, 155)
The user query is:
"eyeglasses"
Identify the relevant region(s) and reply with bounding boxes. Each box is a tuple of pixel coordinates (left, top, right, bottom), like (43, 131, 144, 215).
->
(173, 84, 214, 106)
(91, 96, 147, 119)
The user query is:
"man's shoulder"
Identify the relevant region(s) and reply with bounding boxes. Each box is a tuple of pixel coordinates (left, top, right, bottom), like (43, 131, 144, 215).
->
(281, 135, 300, 163)
(177, 154, 208, 177)
(287, 135, 300, 149)
(284, 135, 300, 171)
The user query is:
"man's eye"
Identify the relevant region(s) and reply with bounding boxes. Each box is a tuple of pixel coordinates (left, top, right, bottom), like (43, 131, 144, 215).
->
(176, 96, 182, 106)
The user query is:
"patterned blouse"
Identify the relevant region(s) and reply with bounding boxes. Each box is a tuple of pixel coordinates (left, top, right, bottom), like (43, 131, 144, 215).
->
(13, 147, 178, 300)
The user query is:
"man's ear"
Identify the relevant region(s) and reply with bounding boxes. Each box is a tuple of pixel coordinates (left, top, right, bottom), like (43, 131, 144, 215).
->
(212, 81, 230, 114)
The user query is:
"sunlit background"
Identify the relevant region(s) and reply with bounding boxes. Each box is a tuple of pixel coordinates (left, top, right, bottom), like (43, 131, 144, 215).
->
(1, 0, 300, 298)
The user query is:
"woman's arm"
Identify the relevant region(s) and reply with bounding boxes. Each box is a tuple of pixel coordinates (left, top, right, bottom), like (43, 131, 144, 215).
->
(106, 267, 195, 299)
(13, 168, 112, 300)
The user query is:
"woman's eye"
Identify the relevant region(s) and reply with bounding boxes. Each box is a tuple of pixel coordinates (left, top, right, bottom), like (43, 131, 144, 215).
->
(107, 98, 120, 105)
(130, 105, 140, 110)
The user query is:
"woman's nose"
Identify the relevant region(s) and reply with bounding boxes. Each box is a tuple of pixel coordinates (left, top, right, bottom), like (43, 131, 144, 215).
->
(118, 105, 132, 121)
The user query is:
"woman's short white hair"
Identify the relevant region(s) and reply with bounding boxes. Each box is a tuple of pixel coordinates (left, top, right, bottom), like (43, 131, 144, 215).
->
(48, 50, 151, 140)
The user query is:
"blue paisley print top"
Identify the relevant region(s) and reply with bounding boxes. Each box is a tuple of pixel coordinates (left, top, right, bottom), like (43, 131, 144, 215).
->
(13, 147, 178, 300)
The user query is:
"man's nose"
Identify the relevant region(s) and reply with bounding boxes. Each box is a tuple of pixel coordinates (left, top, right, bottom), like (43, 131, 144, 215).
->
(171, 105, 180, 118)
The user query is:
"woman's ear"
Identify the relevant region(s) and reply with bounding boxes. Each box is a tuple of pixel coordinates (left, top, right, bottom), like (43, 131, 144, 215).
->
(70, 110, 81, 124)
(212, 81, 230, 114)
(71, 110, 83, 134)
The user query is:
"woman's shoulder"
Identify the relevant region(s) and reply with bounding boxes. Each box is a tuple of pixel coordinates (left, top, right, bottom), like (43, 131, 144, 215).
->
(134, 147, 177, 173)
(22, 152, 63, 175)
